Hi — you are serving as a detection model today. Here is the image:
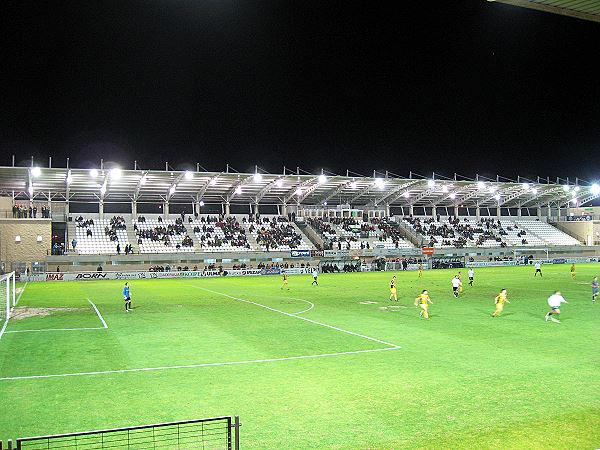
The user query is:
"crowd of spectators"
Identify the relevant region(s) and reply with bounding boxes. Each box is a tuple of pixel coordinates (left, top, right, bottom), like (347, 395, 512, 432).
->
(251, 217, 304, 250)
(195, 216, 250, 249)
(12, 203, 51, 218)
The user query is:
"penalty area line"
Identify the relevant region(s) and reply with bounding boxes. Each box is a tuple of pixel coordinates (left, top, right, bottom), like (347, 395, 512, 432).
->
(88, 299, 108, 329)
(5, 327, 106, 333)
(0, 347, 399, 381)
(188, 285, 401, 349)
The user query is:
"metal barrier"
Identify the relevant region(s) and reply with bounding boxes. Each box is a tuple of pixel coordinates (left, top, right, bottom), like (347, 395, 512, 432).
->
(13, 416, 240, 450)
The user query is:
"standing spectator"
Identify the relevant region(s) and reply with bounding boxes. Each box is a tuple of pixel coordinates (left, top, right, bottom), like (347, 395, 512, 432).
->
(116, 243, 121, 255)
(71, 238, 77, 251)
(33, 206, 37, 218)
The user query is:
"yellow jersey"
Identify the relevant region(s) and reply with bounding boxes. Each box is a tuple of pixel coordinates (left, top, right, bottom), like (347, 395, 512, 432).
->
(495, 293, 507, 305)
(390, 279, 396, 289)
(283, 274, 288, 281)
(417, 294, 430, 305)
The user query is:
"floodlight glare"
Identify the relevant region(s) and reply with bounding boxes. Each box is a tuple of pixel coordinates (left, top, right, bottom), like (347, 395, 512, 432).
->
(571, 199, 577, 205)
(89, 169, 99, 178)
(494, 194, 501, 201)
(318, 174, 327, 184)
(210, 178, 217, 186)
(449, 193, 456, 200)
(442, 185, 449, 193)
(402, 191, 410, 198)
(253, 173, 262, 183)
(140, 175, 147, 184)
(199, 200, 205, 206)
(185, 171, 193, 180)
(100, 185, 107, 195)
(323, 201, 327, 206)
(522, 183, 529, 190)
(110, 168, 122, 179)
(28, 184, 33, 196)
(563, 184, 570, 192)
(295, 188, 302, 196)
(574, 186, 580, 192)
(477, 181, 485, 189)
(31, 167, 41, 177)
(427, 179, 435, 188)
(235, 186, 242, 195)
(591, 183, 600, 195)
(375, 178, 384, 188)
(489, 186, 497, 193)
(531, 188, 538, 194)
(350, 181, 358, 190)
(275, 179, 283, 188)
(170, 185, 176, 194)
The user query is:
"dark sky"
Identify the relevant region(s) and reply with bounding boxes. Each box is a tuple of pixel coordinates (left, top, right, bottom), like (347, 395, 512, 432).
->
(2, 1, 599, 180)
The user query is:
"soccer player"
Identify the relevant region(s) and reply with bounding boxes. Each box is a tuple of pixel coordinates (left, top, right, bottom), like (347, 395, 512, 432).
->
(534, 262, 542, 277)
(281, 271, 289, 290)
(468, 268, 475, 287)
(389, 275, 398, 301)
(418, 263, 424, 278)
(451, 275, 461, 298)
(414, 289, 433, 319)
(544, 290, 568, 323)
(123, 282, 131, 312)
(311, 268, 318, 286)
(591, 276, 598, 302)
(492, 289, 510, 317)
(570, 263, 576, 280)
(457, 271, 464, 293)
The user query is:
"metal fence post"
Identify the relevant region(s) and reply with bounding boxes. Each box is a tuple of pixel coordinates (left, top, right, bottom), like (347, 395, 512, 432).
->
(234, 416, 241, 450)
(6, 439, 11, 450)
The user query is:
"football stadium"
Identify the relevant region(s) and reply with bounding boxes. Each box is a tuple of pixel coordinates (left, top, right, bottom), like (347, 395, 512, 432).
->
(2, 1, 600, 449)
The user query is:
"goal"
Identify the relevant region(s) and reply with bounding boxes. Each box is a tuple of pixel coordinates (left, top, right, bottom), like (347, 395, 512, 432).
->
(0, 271, 16, 323)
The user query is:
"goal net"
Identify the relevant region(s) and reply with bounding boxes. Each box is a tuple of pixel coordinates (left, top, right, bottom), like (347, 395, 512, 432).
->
(0, 272, 16, 323)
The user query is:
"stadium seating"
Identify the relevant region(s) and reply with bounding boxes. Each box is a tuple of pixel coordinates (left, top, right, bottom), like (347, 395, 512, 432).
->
(192, 216, 252, 253)
(73, 217, 130, 255)
(134, 218, 195, 253)
(514, 219, 581, 246)
(246, 217, 313, 251)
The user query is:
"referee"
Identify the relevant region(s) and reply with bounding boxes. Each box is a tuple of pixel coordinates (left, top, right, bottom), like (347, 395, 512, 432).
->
(123, 282, 132, 312)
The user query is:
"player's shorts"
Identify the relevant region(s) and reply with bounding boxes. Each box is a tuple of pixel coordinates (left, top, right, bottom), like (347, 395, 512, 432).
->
(495, 304, 504, 310)
(419, 304, 428, 310)
(535, 269, 541, 272)
(124, 296, 130, 301)
(390, 288, 397, 294)
(452, 287, 459, 292)
(551, 306, 560, 310)
(592, 288, 599, 294)
(469, 277, 473, 281)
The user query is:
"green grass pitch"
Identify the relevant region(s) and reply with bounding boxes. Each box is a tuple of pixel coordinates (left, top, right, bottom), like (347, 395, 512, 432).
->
(1, 264, 599, 449)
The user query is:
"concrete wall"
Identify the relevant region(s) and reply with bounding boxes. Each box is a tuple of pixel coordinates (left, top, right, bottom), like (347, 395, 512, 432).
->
(554, 221, 598, 245)
(0, 218, 52, 270)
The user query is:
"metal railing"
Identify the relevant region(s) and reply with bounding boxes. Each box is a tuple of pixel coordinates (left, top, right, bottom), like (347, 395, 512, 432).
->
(7, 416, 240, 450)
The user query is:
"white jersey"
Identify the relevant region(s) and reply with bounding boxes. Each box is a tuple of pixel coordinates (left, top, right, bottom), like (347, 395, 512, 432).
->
(547, 294, 566, 308)
(312, 270, 318, 278)
(535, 263, 541, 270)
(451, 277, 461, 288)
(468, 269, 474, 278)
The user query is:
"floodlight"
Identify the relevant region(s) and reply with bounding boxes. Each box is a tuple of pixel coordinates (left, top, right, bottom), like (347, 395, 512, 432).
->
(531, 188, 538, 194)
(350, 181, 358, 189)
(571, 199, 577, 205)
(140, 175, 147, 184)
(110, 168, 122, 179)
(489, 186, 497, 193)
(199, 200, 205, 206)
(563, 184, 570, 192)
(89, 169, 99, 178)
(31, 167, 41, 177)
(522, 183, 529, 190)
(442, 185, 449, 193)
(253, 173, 263, 182)
(275, 179, 283, 188)
(323, 201, 327, 206)
(402, 191, 410, 198)
(66, 170, 73, 184)
(185, 170, 193, 180)
(235, 186, 242, 195)
(210, 178, 217, 186)
(449, 193, 456, 200)
(375, 178, 384, 189)
(170, 185, 176, 194)
(591, 183, 600, 195)
(574, 186, 580, 192)
(477, 181, 485, 189)
(427, 179, 435, 188)
(28, 184, 33, 196)
(318, 174, 327, 184)
(295, 188, 302, 196)
(494, 194, 501, 201)
(100, 185, 107, 195)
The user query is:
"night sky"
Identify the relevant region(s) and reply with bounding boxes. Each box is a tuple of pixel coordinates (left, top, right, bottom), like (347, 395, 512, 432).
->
(2, 1, 599, 180)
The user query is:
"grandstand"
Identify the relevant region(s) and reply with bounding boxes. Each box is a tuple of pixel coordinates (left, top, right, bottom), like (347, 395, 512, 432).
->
(0, 164, 598, 273)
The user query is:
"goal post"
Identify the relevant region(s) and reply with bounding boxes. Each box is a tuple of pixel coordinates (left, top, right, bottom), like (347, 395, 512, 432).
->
(0, 272, 16, 323)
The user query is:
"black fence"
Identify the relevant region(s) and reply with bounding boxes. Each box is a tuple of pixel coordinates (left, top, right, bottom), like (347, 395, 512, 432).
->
(6, 416, 240, 450)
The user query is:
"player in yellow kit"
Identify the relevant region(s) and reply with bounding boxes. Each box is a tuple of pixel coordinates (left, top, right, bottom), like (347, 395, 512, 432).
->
(457, 271, 464, 294)
(570, 263, 576, 280)
(418, 263, 424, 278)
(281, 271, 289, 290)
(492, 289, 510, 317)
(389, 276, 398, 301)
(414, 289, 433, 319)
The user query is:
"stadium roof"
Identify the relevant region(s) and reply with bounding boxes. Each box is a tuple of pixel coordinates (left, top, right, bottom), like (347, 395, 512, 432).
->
(490, 0, 600, 23)
(1, 165, 598, 209)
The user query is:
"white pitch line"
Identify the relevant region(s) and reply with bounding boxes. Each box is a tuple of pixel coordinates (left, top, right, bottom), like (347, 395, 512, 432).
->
(88, 299, 108, 329)
(0, 320, 8, 341)
(6, 327, 105, 333)
(0, 347, 399, 381)
(15, 282, 28, 306)
(189, 285, 401, 349)
(287, 297, 314, 314)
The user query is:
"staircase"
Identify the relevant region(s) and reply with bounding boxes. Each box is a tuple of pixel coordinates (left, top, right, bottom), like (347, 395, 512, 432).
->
(295, 222, 322, 249)
(126, 226, 139, 253)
